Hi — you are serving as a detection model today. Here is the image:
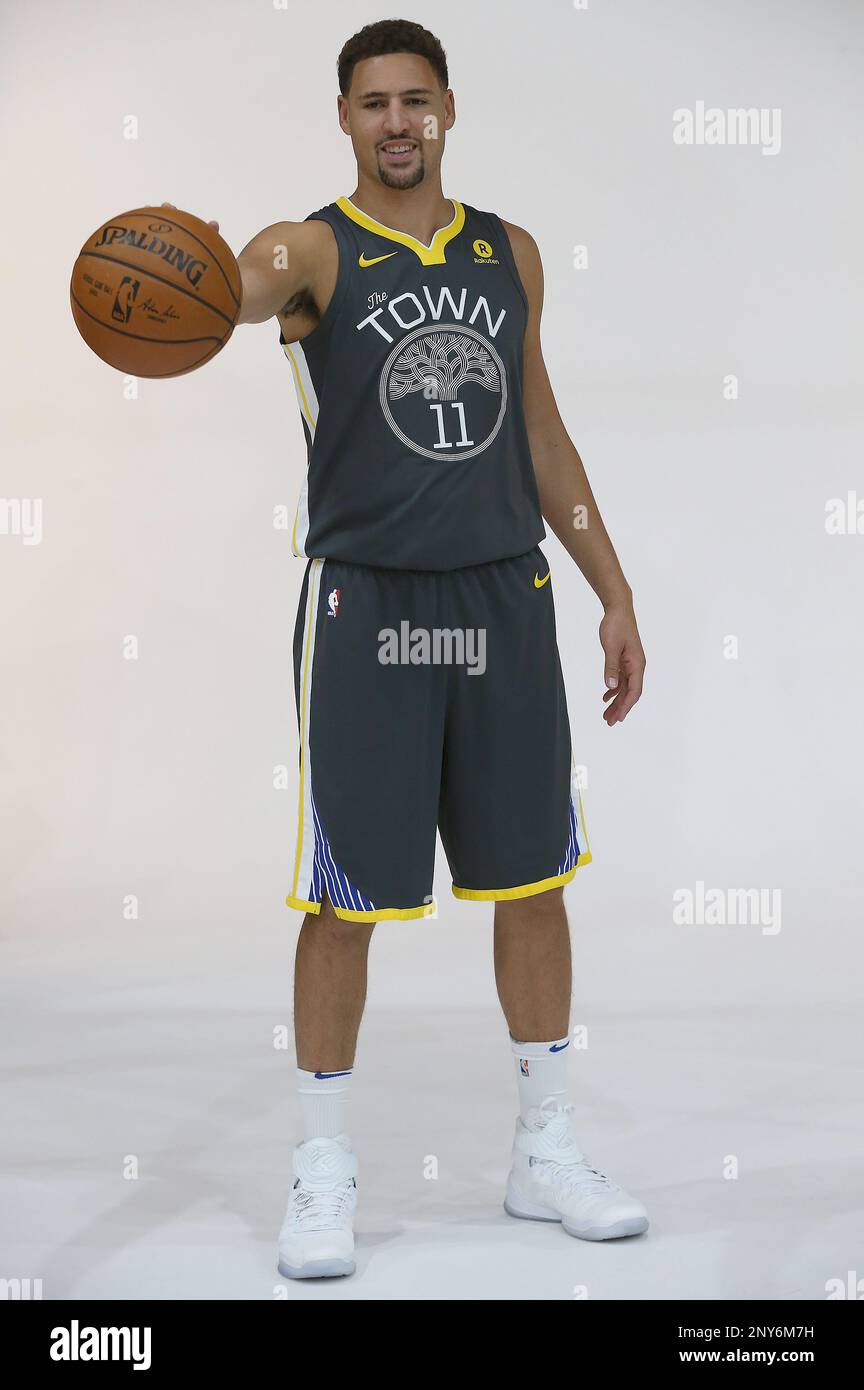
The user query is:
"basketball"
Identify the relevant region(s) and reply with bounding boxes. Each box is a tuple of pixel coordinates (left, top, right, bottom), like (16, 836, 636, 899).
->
(70, 206, 242, 378)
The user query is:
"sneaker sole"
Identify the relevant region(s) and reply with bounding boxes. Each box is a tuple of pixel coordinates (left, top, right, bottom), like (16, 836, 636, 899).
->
(503, 1197, 561, 1224)
(504, 1188, 649, 1241)
(563, 1214, 649, 1241)
(277, 1257, 355, 1279)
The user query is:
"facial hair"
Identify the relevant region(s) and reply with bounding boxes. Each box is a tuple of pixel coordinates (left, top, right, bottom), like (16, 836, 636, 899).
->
(377, 143, 426, 190)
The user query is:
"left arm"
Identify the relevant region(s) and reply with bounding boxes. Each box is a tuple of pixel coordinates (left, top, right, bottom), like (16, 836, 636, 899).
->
(502, 218, 646, 726)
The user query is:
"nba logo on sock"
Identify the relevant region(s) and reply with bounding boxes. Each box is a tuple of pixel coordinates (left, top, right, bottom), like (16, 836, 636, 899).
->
(520, 1058, 530, 1076)
(327, 587, 341, 618)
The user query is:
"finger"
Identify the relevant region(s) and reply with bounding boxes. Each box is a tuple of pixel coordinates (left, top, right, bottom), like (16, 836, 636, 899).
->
(604, 690, 625, 722)
(602, 680, 625, 720)
(160, 201, 176, 208)
(615, 661, 645, 716)
(608, 673, 644, 723)
(207, 220, 220, 231)
(605, 673, 635, 720)
(613, 690, 640, 721)
(625, 670, 645, 706)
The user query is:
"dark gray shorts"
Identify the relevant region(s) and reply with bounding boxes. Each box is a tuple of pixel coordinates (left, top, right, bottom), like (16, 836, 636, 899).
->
(285, 544, 591, 921)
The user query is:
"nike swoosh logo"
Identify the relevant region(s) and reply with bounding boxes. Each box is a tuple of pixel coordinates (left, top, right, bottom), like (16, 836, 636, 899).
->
(314, 1070, 353, 1079)
(549, 1042, 570, 1052)
(534, 571, 551, 588)
(358, 251, 398, 268)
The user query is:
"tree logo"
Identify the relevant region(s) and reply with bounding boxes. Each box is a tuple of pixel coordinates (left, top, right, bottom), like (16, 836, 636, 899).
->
(378, 323, 507, 461)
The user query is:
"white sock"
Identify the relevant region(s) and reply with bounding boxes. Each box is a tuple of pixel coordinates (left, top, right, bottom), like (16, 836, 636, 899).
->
(297, 1066, 353, 1141)
(510, 1032, 570, 1122)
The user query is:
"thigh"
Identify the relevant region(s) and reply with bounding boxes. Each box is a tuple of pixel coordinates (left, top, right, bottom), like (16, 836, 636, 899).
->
(288, 559, 447, 920)
(438, 546, 591, 899)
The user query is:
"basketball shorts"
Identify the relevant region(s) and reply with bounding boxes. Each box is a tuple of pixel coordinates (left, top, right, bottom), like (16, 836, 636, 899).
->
(285, 544, 591, 922)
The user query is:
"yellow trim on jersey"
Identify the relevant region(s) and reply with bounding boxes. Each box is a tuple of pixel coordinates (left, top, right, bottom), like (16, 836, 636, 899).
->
(283, 343, 315, 554)
(284, 895, 437, 922)
(451, 859, 591, 902)
(283, 343, 315, 433)
(336, 195, 466, 266)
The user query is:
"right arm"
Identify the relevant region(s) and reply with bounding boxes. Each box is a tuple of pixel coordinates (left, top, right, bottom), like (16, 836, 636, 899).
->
(235, 219, 336, 334)
(159, 203, 334, 335)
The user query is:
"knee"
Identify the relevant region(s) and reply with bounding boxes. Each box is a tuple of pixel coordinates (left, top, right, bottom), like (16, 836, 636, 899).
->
(496, 886, 565, 921)
(313, 896, 376, 944)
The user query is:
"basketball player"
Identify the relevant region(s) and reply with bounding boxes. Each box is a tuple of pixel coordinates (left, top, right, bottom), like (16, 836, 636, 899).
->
(198, 19, 648, 1279)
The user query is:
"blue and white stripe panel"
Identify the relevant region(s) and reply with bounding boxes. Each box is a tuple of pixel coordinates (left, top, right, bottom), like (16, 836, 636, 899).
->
(309, 785, 376, 913)
(292, 555, 377, 913)
(557, 796, 582, 874)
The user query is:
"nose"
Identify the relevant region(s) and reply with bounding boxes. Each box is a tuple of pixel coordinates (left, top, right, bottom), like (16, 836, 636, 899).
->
(381, 100, 411, 137)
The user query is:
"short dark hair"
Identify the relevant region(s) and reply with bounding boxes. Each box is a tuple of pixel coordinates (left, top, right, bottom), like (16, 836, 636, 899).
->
(337, 18, 449, 97)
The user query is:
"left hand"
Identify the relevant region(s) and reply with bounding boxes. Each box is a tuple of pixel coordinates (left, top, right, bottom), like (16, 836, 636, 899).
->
(160, 201, 219, 231)
(599, 601, 646, 725)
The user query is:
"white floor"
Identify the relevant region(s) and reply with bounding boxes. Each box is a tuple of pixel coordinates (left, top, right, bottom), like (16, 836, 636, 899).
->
(2, 916, 862, 1302)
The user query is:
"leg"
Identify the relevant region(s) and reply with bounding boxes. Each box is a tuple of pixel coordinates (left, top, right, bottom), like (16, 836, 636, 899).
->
(278, 893, 373, 1281)
(495, 887, 650, 1241)
(294, 893, 376, 1071)
(439, 546, 590, 915)
(281, 559, 444, 1281)
(493, 886, 571, 1042)
(287, 557, 445, 921)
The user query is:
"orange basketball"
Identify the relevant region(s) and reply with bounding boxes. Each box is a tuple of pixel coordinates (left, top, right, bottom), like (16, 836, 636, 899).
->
(70, 206, 241, 378)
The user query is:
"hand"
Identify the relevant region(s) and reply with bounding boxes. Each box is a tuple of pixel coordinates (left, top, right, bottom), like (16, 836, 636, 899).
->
(160, 201, 219, 232)
(599, 600, 645, 725)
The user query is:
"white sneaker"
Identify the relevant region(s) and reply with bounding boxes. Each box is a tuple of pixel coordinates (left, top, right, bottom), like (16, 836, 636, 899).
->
(504, 1097, 649, 1241)
(277, 1134, 358, 1279)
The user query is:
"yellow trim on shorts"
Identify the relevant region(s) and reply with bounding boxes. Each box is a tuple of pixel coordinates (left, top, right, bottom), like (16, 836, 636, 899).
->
(285, 895, 322, 914)
(451, 856, 591, 902)
(284, 895, 437, 922)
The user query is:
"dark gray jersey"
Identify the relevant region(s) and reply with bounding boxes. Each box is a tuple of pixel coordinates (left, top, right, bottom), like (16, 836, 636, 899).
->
(280, 196, 546, 570)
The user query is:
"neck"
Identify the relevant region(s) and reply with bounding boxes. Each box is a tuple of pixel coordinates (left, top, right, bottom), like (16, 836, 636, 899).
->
(348, 174, 452, 244)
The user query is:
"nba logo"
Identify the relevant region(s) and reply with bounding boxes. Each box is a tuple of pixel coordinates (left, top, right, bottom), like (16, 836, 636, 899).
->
(327, 587, 341, 618)
(520, 1058, 530, 1076)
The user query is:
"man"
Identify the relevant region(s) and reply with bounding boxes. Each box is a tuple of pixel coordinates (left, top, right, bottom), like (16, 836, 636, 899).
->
(235, 18, 647, 1279)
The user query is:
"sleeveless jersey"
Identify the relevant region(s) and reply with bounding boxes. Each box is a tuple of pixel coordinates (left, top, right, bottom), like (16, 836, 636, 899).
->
(279, 196, 546, 571)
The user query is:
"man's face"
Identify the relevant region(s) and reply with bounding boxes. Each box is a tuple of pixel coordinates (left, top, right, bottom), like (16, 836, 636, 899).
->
(339, 52, 455, 191)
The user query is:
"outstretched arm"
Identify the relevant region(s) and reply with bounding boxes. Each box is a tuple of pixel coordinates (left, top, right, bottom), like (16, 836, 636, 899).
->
(502, 219, 646, 726)
(158, 203, 330, 329)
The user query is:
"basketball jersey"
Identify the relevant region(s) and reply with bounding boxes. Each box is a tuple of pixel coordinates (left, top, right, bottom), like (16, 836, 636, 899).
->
(279, 196, 546, 571)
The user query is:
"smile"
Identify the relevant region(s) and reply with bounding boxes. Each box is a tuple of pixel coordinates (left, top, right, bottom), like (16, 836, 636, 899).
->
(380, 142, 417, 161)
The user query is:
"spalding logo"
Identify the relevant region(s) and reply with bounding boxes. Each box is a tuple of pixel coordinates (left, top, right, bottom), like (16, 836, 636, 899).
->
(93, 222, 207, 288)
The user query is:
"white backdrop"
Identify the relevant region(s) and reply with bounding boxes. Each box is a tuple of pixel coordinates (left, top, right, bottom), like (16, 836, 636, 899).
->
(1, 0, 862, 1302)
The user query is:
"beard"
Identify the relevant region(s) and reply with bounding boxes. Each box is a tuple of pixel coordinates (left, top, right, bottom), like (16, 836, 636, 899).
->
(376, 147, 426, 190)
